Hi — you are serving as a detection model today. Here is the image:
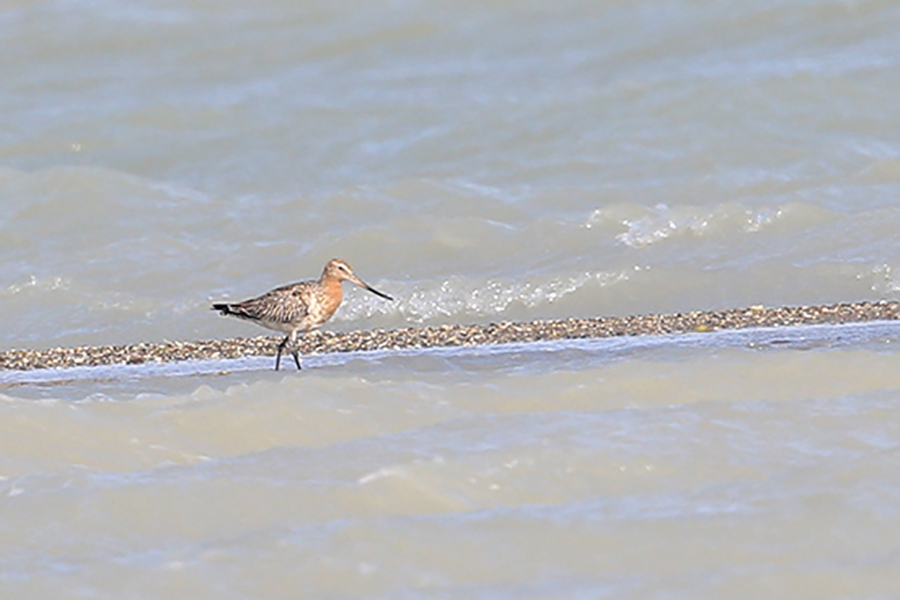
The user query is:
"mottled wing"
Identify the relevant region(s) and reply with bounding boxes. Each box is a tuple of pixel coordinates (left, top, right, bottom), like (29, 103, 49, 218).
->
(229, 282, 310, 326)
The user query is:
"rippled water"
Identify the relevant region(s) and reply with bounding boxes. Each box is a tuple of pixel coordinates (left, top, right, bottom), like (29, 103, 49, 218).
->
(3, 0, 900, 597)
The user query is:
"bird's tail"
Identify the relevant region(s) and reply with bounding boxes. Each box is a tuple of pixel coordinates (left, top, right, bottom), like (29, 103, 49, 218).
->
(212, 303, 235, 316)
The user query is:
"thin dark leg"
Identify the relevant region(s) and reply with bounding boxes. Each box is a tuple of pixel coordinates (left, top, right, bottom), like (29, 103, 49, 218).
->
(289, 330, 302, 370)
(275, 335, 290, 371)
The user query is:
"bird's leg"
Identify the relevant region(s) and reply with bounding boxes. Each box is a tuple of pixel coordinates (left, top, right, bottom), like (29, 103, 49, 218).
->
(275, 335, 290, 371)
(290, 330, 302, 370)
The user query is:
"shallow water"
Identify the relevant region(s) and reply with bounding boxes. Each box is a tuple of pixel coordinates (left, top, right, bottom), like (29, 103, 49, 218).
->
(3, 0, 900, 597)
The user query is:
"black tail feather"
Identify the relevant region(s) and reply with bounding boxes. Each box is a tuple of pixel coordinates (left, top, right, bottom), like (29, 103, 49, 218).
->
(212, 303, 234, 315)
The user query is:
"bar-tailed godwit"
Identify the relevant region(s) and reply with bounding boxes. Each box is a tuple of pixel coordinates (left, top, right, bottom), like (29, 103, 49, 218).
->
(212, 258, 393, 370)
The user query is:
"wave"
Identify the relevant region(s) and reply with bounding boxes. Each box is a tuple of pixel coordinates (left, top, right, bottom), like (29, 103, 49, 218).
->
(586, 201, 834, 249)
(335, 270, 632, 324)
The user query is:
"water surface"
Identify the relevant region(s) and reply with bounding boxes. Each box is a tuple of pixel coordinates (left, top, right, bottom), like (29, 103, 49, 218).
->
(2, 0, 900, 597)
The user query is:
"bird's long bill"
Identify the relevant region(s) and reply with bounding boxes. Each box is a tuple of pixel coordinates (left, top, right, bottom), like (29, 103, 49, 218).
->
(356, 278, 394, 301)
(363, 282, 394, 301)
(348, 274, 394, 301)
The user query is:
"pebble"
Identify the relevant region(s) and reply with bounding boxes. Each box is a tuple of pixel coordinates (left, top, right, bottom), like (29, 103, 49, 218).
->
(2, 300, 899, 371)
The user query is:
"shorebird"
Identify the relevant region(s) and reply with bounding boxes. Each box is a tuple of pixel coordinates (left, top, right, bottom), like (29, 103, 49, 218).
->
(212, 258, 393, 370)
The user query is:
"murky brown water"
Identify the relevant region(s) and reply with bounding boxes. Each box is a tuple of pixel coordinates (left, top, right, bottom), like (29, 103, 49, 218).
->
(3, 0, 900, 597)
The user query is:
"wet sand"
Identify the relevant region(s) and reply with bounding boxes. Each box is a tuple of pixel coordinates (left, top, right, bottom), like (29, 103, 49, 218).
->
(2, 300, 899, 371)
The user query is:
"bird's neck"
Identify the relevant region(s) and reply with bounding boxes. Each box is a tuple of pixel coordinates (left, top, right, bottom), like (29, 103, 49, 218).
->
(322, 277, 343, 308)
